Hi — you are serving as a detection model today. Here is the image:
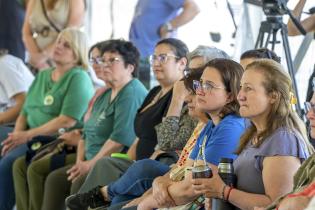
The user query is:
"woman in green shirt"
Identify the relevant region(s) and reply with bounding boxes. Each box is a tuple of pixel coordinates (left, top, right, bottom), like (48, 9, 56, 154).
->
(0, 27, 94, 210)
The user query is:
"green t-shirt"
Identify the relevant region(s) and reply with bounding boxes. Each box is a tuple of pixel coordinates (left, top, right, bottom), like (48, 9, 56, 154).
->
(83, 79, 147, 160)
(22, 67, 94, 129)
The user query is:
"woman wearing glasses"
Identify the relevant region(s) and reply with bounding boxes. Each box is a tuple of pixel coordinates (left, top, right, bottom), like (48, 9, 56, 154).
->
(17, 39, 148, 210)
(64, 46, 230, 210)
(40, 38, 187, 210)
(192, 59, 314, 210)
(132, 58, 246, 210)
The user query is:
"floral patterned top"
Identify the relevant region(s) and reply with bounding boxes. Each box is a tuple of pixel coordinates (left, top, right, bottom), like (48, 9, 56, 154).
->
(155, 105, 198, 152)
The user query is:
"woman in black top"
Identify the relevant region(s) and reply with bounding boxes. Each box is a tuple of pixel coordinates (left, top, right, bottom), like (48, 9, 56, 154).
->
(65, 38, 189, 210)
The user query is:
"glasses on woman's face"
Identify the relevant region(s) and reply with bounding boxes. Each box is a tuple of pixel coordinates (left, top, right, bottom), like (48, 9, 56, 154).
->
(89, 57, 121, 67)
(193, 80, 225, 94)
(89, 57, 102, 65)
(149, 54, 178, 65)
(304, 102, 315, 114)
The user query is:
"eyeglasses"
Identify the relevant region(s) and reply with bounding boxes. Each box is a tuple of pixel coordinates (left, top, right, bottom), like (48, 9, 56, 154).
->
(193, 80, 225, 93)
(89, 57, 121, 67)
(304, 102, 315, 114)
(149, 54, 178, 65)
(89, 57, 103, 65)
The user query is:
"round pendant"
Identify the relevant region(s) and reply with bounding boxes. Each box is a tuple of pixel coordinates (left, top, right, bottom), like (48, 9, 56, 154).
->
(44, 95, 54, 105)
(31, 142, 42, 151)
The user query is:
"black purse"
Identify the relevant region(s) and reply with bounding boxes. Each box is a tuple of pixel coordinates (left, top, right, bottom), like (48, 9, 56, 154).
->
(25, 135, 75, 171)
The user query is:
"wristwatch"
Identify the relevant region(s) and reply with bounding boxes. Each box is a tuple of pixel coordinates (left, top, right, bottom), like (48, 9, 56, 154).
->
(164, 22, 174, 32)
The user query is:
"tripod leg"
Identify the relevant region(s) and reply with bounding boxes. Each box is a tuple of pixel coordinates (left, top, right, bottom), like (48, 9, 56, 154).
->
(281, 25, 303, 117)
(264, 32, 271, 48)
(271, 30, 278, 51)
(255, 29, 263, 49)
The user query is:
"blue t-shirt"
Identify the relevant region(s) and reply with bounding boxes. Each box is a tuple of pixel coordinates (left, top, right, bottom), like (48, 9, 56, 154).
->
(189, 114, 246, 166)
(129, 0, 184, 58)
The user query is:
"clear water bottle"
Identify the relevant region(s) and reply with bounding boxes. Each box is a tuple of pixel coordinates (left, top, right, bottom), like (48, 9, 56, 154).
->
(192, 135, 213, 179)
(212, 158, 237, 210)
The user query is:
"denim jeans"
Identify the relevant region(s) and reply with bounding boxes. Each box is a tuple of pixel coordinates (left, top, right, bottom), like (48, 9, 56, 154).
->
(0, 142, 28, 210)
(107, 159, 170, 204)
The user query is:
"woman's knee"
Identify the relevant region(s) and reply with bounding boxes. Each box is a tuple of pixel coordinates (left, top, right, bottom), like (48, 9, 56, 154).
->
(12, 156, 27, 178)
(26, 157, 50, 179)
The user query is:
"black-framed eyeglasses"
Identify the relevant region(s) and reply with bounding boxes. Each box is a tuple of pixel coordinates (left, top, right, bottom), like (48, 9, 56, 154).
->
(149, 54, 178, 65)
(304, 102, 315, 114)
(193, 80, 225, 93)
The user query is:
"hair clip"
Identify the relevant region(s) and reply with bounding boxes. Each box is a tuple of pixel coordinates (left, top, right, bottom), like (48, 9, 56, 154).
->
(290, 92, 297, 105)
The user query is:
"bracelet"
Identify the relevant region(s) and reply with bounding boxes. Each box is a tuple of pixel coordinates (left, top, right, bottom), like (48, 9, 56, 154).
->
(221, 185, 227, 200)
(226, 186, 234, 201)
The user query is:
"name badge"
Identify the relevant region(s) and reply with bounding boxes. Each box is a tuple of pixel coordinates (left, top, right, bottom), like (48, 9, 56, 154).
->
(44, 95, 54, 105)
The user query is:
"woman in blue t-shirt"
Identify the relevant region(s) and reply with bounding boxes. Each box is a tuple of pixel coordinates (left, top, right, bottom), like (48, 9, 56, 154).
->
(136, 58, 246, 210)
(192, 59, 314, 210)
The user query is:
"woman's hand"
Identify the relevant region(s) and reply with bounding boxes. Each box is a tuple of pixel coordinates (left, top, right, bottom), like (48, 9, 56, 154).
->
(191, 172, 225, 199)
(66, 160, 92, 182)
(1, 131, 31, 156)
(59, 129, 82, 146)
(138, 196, 156, 210)
(278, 196, 310, 210)
(172, 80, 189, 102)
(29, 52, 49, 69)
(123, 196, 147, 209)
(152, 176, 175, 207)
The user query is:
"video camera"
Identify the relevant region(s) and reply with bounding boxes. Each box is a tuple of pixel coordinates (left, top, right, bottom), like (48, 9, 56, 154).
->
(262, 0, 288, 16)
(244, 0, 288, 16)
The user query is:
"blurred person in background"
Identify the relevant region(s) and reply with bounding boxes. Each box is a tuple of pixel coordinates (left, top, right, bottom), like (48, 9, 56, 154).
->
(23, 0, 85, 71)
(0, 51, 34, 130)
(129, 0, 199, 89)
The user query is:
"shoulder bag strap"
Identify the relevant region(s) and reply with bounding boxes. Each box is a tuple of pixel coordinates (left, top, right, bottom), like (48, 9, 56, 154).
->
(40, 0, 61, 33)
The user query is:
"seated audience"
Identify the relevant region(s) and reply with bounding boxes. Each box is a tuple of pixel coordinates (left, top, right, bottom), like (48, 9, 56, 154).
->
(192, 59, 314, 210)
(0, 51, 34, 129)
(65, 46, 231, 210)
(39, 38, 188, 210)
(0, 27, 94, 210)
(13, 39, 148, 210)
(133, 58, 245, 210)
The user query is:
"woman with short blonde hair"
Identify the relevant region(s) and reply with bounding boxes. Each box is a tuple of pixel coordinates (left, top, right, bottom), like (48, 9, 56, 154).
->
(0, 27, 94, 210)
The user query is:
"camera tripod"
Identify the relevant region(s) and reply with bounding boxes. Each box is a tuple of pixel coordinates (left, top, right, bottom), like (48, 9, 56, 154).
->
(254, 16, 303, 117)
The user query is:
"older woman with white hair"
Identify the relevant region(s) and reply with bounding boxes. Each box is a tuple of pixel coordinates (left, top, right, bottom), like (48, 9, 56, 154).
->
(0, 27, 94, 210)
